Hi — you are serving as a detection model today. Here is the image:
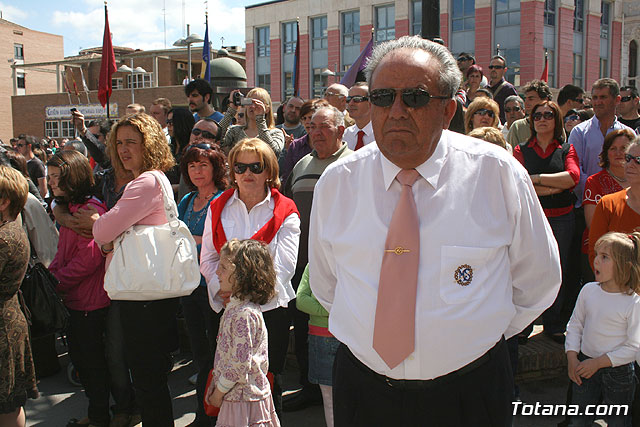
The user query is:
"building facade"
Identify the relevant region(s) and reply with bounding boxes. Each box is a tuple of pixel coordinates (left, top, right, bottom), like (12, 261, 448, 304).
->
(245, 0, 629, 104)
(0, 19, 64, 143)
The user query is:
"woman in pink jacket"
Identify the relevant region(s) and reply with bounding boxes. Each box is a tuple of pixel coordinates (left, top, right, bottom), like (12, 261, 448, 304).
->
(47, 150, 110, 427)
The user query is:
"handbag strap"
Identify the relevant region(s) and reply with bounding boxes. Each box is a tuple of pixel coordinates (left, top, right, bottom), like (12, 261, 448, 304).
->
(148, 171, 181, 232)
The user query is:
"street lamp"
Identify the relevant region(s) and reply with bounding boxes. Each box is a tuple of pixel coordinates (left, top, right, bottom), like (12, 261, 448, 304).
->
(118, 59, 147, 103)
(173, 24, 204, 81)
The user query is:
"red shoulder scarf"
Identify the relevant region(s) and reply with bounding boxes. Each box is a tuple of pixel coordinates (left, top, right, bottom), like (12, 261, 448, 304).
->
(209, 188, 299, 253)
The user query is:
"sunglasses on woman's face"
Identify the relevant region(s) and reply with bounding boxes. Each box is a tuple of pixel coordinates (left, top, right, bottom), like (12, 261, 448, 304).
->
(564, 115, 580, 122)
(473, 109, 495, 118)
(532, 111, 555, 121)
(233, 162, 264, 174)
(625, 154, 640, 165)
(369, 88, 449, 108)
(191, 128, 217, 140)
(187, 143, 214, 152)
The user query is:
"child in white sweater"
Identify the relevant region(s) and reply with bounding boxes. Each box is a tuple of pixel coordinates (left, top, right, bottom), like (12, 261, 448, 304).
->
(565, 232, 640, 427)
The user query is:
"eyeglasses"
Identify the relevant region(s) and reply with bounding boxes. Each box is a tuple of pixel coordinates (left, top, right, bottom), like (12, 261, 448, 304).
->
(473, 109, 495, 118)
(457, 56, 472, 62)
(488, 65, 505, 70)
(187, 143, 214, 152)
(572, 98, 584, 104)
(532, 111, 555, 121)
(16, 143, 25, 148)
(237, 113, 245, 118)
(620, 96, 636, 103)
(346, 95, 369, 103)
(625, 154, 640, 165)
(325, 91, 345, 99)
(191, 128, 217, 140)
(564, 115, 580, 122)
(369, 88, 449, 108)
(233, 162, 264, 174)
(504, 106, 521, 113)
(166, 119, 173, 124)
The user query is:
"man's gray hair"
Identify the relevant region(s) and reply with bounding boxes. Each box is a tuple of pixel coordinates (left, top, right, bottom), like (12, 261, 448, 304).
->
(312, 105, 345, 128)
(364, 36, 462, 98)
(504, 95, 524, 109)
(64, 139, 88, 157)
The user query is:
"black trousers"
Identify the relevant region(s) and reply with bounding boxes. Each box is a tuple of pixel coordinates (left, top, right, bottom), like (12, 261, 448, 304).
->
(332, 339, 513, 427)
(119, 298, 178, 427)
(67, 308, 111, 427)
(263, 306, 290, 415)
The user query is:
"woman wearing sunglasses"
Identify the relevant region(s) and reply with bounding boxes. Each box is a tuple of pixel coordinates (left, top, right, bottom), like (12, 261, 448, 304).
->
(580, 129, 636, 281)
(218, 89, 285, 157)
(513, 100, 580, 344)
(464, 97, 501, 134)
(200, 137, 300, 416)
(177, 144, 227, 425)
(589, 136, 640, 266)
(563, 109, 593, 136)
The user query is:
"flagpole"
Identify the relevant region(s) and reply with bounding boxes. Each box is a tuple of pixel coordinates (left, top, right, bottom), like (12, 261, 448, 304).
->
(105, 1, 110, 121)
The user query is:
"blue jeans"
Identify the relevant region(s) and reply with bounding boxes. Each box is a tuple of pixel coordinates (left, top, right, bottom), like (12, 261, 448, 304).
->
(569, 355, 635, 427)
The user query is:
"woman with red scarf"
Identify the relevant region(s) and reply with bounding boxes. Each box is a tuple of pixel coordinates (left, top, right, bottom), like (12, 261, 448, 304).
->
(200, 138, 300, 415)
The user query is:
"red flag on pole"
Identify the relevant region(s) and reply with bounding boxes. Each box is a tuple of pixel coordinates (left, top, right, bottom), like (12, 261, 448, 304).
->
(540, 52, 548, 83)
(98, 3, 116, 108)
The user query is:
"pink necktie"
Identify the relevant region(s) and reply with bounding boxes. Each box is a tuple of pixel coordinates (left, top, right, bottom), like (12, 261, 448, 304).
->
(373, 169, 420, 370)
(355, 130, 365, 150)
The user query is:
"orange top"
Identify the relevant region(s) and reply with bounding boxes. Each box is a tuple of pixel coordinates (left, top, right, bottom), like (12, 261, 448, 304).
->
(588, 188, 640, 266)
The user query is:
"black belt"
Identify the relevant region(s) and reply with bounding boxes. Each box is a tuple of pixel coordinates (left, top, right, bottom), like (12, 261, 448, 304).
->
(345, 336, 505, 390)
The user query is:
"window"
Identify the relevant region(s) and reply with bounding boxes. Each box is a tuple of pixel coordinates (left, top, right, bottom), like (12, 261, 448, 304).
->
(127, 73, 153, 89)
(16, 73, 25, 89)
(375, 5, 395, 43)
(256, 26, 270, 57)
(14, 44, 24, 60)
(544, 0, 556, 26)
(452, 0, 475, 32)
(312, 68, 328, 98)
(411, 0, 422, 36)
(573, 53, 583, 86)
(283, 22, 297, 54)
(546, 49, 555, 87)
(342, 11, 360, 46)
(630, 41, 638, 78)
(284, 71, 294, 98)
(45, 121, 59, 138)
(573, 0, 584, 32)
(495, 0, 520, 27)
(257, 73, 270, 93)
(312, 16, 328, 50)
(600, 58, 609, 78)
(111, 78, 123, 90)
(600, 2, 610, 39)
(61, 121, 75, 138)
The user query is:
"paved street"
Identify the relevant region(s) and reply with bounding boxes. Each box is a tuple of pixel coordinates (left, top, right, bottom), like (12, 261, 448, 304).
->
(25, 334, 607, 427)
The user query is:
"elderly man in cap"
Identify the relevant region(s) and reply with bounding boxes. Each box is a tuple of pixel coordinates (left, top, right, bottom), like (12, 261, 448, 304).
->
(309, 36, 561, 426)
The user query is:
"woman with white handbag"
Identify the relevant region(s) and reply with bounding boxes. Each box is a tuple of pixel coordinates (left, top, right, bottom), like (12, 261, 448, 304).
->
(93, 113, 200, 427)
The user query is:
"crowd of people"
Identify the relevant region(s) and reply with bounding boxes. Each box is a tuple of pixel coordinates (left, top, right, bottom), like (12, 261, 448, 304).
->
(0, 34, 639, 427)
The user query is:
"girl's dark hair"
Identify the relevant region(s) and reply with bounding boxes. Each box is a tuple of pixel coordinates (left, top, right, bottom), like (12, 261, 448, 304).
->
(222, 239, 276, 305)
(528, 100, 565, 144)
(46, 150, 95, 205)
(599, 128, 635, 168)
(180, 145, 228, 190)
(3, 150, 28, 178)
(169, 107, 196, 157)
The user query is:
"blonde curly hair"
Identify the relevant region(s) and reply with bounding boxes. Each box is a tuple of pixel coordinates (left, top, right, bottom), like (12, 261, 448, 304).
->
(106, 113, 175, 174)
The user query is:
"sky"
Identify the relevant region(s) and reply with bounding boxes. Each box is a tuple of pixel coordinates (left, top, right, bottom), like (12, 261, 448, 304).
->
(1, 0, 258, 57)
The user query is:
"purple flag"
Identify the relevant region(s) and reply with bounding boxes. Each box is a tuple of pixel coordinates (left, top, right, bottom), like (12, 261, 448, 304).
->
(340, 36, 373, 88)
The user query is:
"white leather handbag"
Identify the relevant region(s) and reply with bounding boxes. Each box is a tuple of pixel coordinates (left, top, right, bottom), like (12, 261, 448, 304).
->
(104, 171, 200, 301)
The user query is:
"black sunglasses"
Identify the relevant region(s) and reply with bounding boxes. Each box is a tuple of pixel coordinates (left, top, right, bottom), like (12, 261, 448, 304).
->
(625, 154, 640, 165)
(369, 88, 449, 108)
(191, 128, 217, 140)
(564, 115, 580, 122)
(233, 162, 264, 174)
(346, 95, 369, 103)
(532, 111, 555, 121)
(237, 113, 245, 118)
(488, 65, 505, 70)
(167, 118, 173, 124)
(504, 106, 521, 113)
(474, 108, 495, 118)
(620, 96, 636, 103)
(457, 56, 472, 62)
(187, 143, 214, 152)
(572, 98, 584, 104)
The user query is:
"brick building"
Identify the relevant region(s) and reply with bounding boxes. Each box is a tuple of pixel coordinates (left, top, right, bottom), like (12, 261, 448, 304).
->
(245, 0, 631, 104)
(11, 46, 246, 140)
(0, 19, 64, 143)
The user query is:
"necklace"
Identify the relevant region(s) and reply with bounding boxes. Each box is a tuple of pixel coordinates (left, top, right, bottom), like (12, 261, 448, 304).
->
(607, 168, 626, 183)
(186, 191, 217, 227)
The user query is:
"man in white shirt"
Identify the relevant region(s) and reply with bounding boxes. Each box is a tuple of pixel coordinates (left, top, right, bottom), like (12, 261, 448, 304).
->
(309, 36, 561, 426)
(343, 82, 375, 150)
(149, 98, 172, 143)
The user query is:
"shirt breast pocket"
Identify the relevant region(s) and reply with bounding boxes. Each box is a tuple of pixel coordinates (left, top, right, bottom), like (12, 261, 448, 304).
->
(221, 219, 235, 238)
(439, 246, 492, 305)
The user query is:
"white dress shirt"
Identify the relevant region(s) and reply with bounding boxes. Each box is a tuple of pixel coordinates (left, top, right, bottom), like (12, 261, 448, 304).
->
(309, 129, 561, 380)
(200, 190, 300, 313)
(342, 121, 375, 151)
(565, 282, 640, 367)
